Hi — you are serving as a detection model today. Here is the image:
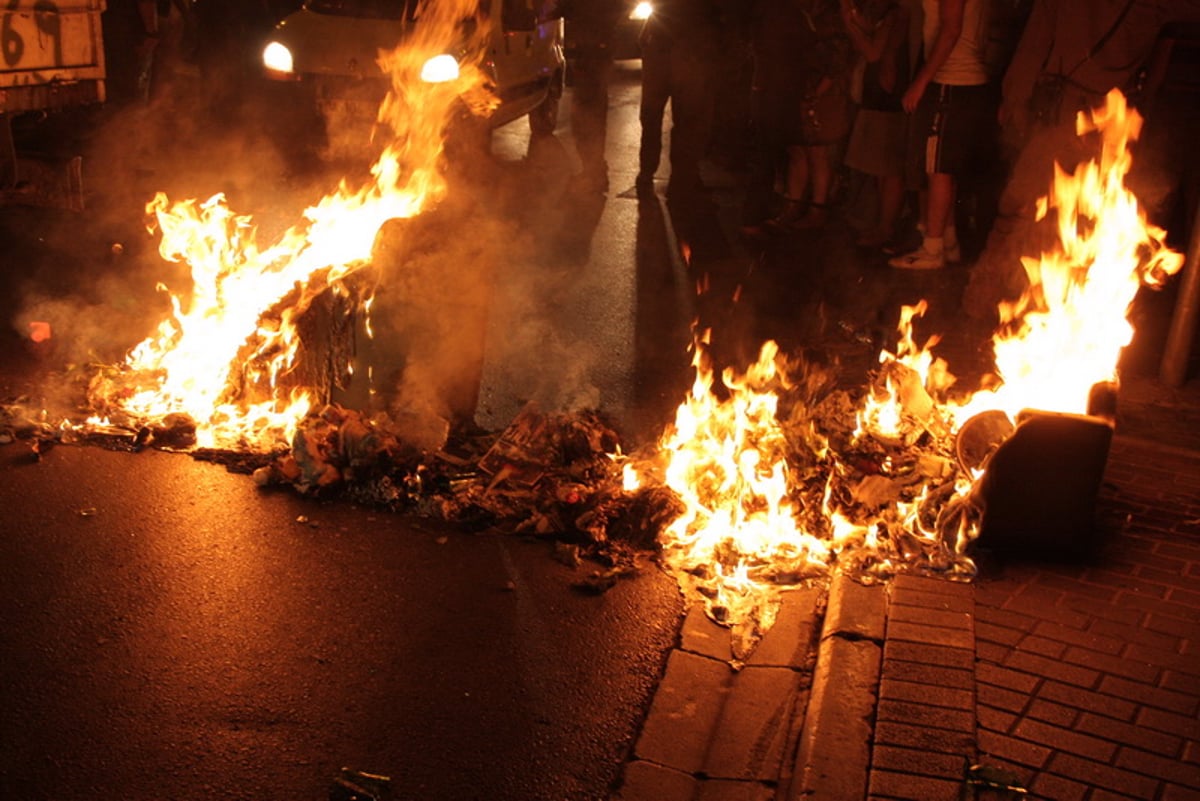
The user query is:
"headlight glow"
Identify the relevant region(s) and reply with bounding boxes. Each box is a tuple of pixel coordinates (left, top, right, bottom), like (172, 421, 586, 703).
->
(630, 2, 652, 21)
(420, 54, 461, 83)
(262, 41, 294, 74)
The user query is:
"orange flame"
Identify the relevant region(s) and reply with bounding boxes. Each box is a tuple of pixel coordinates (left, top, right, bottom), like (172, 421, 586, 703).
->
(654, 335, 831, 625)
(90, 0, 494, 451)
(652, 90, 1184, 631)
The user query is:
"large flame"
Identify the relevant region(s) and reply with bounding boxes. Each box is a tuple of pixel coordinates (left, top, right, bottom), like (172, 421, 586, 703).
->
(88, 0, 493, 451)
(651, 335, 832, 626)
(650, 90, 1184, 630)
(952, 90, 1183, 425)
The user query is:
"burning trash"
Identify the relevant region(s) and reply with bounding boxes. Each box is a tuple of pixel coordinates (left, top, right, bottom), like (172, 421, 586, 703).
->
(612, 89, 1185, 639)
(5, 51, 1183, 659)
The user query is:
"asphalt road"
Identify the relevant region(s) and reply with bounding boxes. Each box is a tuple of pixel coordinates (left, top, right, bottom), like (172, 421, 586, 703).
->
(0, 61, 688, 801)
(0, 440, 682, 801)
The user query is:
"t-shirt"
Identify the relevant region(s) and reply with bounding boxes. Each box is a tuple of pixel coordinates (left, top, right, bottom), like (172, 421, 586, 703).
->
(924, 0, 992, 85)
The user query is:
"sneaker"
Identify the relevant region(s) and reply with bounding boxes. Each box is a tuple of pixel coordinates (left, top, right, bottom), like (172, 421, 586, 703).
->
(764, 199, 807, 232)
(888, 246, 945, 270)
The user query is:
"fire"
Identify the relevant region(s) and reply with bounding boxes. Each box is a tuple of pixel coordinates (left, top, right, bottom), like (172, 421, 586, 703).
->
(650, 90, 1184, 631)
(651, 335, 831, 625)
(951, 90, 1183, 426)
(82, 0, 493, 451)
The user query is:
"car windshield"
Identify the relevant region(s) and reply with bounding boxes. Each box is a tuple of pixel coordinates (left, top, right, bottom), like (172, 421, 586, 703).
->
(305, 0, 419, 19)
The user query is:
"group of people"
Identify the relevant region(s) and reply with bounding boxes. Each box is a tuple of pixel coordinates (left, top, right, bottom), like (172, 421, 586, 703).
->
(563, 0, 1200, 315)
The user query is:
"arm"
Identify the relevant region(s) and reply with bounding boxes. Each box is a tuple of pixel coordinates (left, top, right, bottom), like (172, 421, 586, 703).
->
(998, 0, 1054, 135)
(901, 0, 964, 112)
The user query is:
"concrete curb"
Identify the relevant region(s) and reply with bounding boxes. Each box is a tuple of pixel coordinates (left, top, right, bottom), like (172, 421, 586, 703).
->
(614, 588, 824, 801)
(786, 571, 887, 801)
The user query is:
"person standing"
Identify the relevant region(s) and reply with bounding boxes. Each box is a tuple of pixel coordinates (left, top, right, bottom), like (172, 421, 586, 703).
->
(561, 0, 628, 194)
(636, 0, 724, 199)
(887, 0, 997, 270)
(767, 0, 854, 231)
(962, 0, 1200, 319)
(841, 0, 917, 248)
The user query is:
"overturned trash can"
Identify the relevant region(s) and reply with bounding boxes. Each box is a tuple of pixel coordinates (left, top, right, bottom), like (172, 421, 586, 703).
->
(964, 382, 1118, 557)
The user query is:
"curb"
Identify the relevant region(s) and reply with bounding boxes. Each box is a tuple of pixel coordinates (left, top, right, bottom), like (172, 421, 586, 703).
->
(786, 571, 886, 800)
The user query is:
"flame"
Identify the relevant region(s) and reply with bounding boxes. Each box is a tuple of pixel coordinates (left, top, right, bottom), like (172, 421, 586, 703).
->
(650, 90, 1184, 631)
(952, 90, 1183, 425)
(655, 335, 831, 624)
(85, 0, 494, 451)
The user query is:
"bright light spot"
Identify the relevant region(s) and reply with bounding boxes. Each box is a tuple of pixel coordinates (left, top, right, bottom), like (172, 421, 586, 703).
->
(421, 54, 460, 83)
(28, 321, 52, 343)
(630, 2, 653, 21)
(262, 41, 294, 74)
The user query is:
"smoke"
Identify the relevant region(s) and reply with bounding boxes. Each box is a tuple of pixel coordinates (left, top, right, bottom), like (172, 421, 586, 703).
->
(9, 0, 594, 450)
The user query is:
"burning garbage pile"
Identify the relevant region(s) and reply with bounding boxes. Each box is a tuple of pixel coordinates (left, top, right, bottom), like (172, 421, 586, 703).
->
(3, 71, 1185, 643)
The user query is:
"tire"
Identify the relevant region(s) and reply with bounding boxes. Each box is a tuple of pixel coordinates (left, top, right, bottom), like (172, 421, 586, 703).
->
(528, 73, 563, 138)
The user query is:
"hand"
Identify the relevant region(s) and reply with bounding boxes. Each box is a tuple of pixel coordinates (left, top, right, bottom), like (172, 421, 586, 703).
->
(901, 80, 925, 113)
(998, 102, 1029, 142)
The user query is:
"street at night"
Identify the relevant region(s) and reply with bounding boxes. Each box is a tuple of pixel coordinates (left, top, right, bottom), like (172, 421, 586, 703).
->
(4, 4, 1200, 800)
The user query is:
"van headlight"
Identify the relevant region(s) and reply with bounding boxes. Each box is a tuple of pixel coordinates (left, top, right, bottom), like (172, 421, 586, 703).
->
(262, 41, 295, 76)
(420, 54, 461, 83)
(629, 2, 652, 20)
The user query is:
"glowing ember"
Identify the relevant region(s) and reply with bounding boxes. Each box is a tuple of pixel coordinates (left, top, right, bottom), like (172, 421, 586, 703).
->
(81, 0, 493, 452)
(645, 89, 1184, 632)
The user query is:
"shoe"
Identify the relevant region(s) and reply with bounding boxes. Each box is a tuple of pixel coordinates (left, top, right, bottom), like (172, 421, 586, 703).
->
(855, 229, 892, 249)
(791, 203, 829, 230)
(881, 230, 919, 256)
(888, 246, 945, 270)
(740, 220, 770, 237)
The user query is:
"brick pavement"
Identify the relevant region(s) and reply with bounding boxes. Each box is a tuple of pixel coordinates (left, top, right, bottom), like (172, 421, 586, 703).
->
(969, 434, 1200, 801)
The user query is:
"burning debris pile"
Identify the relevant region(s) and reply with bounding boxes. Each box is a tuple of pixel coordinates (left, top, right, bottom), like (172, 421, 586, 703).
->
(3, 80, 1187, 645)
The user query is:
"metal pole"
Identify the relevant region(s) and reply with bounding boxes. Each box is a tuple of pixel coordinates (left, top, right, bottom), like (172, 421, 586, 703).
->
(1160, 199, 1200, 387)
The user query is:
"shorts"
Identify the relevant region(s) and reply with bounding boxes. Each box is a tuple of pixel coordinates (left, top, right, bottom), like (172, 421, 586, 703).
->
(907, 82, 997, 177)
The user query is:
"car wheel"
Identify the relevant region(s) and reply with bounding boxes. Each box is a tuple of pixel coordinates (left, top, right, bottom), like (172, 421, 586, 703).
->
(528, 74, 563, 138)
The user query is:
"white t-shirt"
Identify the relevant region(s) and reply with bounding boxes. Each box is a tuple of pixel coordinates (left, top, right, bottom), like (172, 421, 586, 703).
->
(923, 0, 991, 85)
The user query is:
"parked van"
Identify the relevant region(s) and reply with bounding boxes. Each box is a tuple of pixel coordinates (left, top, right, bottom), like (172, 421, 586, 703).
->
(261, 0, 565, 155)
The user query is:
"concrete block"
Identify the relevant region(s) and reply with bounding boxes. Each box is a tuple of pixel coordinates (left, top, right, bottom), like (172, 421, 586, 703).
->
(788, 635, 881, 801)
(704, 666, 803, 781)
(681, 602, 735, 663)
(824, 572, 886, 642)
(635, 649, 733, 773)
(748, 586, 822, 667)
(886, 619, 974, 650)
(868, 769, 964, 801)
(695, 779, 776, 801)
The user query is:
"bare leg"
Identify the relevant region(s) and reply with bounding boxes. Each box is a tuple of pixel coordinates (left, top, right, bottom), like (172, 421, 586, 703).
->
(925, 172, 954, 239)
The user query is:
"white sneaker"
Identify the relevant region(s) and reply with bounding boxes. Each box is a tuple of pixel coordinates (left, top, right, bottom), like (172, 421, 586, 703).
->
(888, 246, 945, 270)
